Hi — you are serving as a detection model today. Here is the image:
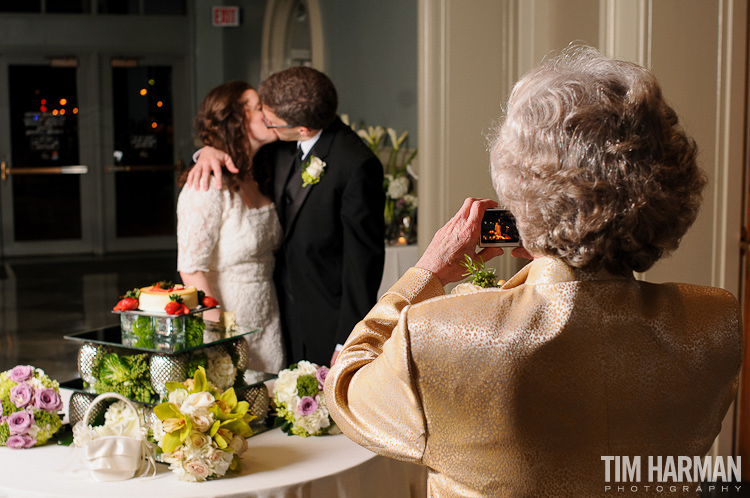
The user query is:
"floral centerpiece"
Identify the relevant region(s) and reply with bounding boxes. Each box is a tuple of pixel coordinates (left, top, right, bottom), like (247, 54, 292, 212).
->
(0, 365, 63, 448)
(151, 366, 254, 481)
(342, 114, 418, 245)
(273, 361, 335, 437)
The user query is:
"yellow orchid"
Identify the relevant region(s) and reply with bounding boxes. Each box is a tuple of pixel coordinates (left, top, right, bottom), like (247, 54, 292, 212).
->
(153, 402, 192, 453)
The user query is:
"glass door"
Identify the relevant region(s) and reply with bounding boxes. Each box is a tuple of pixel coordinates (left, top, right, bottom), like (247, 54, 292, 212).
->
(101, 56, 189, 252)
(0, 56, 97, 256)
(0, 54, 190, 257)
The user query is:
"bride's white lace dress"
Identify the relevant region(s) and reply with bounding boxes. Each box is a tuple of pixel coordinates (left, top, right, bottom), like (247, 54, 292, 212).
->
(177, 178, 285, 373)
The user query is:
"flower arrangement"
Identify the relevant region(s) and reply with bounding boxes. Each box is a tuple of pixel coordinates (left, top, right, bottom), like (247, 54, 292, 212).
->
(0, 365, 63, 448)
(342, 114, 418, 244)
(273, 361, 334, 437)
(152, 366, 254, 481)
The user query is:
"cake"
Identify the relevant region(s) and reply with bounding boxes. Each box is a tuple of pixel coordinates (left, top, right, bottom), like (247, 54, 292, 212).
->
(138, 282, 199, 313)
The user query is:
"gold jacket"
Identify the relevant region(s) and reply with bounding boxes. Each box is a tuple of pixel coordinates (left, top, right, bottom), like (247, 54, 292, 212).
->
(324, 257, 743, 497)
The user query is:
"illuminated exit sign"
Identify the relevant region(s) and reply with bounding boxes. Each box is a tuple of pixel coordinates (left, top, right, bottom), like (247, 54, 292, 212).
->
(212, 6, 240, 27)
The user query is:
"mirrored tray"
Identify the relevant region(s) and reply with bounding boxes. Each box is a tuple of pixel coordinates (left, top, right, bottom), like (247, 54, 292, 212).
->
(61, 370, 276, 429)
(64, 323, 261, 355)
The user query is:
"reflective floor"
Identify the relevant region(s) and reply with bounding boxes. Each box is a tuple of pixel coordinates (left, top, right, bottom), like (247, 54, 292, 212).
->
(0, 250, 179, 382)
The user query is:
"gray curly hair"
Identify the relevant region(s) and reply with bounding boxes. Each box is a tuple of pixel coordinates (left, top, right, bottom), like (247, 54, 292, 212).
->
(490, 45, 706, 274)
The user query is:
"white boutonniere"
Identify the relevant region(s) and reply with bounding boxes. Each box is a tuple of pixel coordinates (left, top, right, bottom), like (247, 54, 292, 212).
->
(301, 156, 326, 187)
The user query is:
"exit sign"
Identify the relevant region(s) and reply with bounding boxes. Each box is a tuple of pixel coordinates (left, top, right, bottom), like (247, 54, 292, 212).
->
(212, 6, 240, 27)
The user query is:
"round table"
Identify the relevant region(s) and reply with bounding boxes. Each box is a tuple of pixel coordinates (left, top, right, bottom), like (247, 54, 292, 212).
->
(0, 389, 427, 498)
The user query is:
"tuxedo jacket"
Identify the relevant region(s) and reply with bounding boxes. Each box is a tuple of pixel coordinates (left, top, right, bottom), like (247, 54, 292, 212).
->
(273, 117, 385, 366)
(325, 257, 743, 498)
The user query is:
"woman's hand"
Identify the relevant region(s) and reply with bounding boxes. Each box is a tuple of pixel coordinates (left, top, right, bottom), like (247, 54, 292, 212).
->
(187, 146, 238, 191)
(416, 198, 505, 286)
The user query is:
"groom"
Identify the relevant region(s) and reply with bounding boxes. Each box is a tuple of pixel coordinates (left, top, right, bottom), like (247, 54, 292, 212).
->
(188, 67, 385, 367)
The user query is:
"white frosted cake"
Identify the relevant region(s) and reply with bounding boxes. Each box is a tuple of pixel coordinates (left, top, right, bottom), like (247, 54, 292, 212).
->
(138, 283, 199, 312)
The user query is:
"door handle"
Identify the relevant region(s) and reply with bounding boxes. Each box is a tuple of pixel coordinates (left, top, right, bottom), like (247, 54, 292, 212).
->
(1, 161, 88, 181)
(104, 159, 185, 173)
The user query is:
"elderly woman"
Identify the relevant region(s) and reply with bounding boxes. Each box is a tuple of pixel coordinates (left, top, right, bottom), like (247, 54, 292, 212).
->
(324, 46, 742, 497)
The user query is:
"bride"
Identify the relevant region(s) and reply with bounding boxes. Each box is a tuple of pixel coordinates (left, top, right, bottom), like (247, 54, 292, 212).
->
(177, 81, 285, 373)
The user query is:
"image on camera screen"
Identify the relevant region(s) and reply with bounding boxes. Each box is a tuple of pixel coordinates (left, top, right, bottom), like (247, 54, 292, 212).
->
(480, 209, 520, 246)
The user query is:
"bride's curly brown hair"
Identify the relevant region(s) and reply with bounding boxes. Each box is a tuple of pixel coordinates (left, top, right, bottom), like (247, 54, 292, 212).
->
(189, 80, 272, 197)
(490, 45, 706, 275)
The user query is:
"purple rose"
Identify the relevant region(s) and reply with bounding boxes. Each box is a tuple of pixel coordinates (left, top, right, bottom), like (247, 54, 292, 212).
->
(8, 365, 34, 383)
(316, 366, 329, 389)
(296, 396, 318, 416)
(7, 410, 34, 435)
(34, 388, 62, 412)
(6, 434, 36, 449)
(10, 382, 33, 408)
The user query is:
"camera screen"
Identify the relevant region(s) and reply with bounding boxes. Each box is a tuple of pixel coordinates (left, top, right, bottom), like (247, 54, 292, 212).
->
(480, 209, 520, 246)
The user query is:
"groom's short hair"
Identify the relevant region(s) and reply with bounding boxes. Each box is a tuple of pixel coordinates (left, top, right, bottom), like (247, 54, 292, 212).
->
(258, 66, 338, 130)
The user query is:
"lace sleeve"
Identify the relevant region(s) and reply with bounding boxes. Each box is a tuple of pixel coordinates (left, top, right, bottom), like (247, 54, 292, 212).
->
(176, 182, 224, 273)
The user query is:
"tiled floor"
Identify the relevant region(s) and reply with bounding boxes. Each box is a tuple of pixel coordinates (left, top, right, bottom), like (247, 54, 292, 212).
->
(0, 251, 179, 382)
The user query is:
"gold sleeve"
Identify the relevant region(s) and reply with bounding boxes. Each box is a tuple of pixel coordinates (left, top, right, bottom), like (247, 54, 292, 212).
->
(324, 267, 445, 463)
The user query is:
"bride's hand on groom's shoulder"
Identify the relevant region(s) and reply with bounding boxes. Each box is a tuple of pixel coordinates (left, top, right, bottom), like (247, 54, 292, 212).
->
(187, 146, 238, 191)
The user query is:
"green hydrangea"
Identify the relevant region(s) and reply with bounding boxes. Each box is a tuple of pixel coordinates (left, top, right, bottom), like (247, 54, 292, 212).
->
(296, 374, 319, 398)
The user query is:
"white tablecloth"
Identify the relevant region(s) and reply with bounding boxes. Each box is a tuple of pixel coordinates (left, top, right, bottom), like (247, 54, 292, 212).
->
(378, 244, 419, 297)
(0, 390, 427, 498)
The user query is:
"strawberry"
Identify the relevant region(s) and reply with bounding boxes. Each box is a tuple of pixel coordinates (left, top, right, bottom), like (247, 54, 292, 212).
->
(202, 296, 219, 308)
(181, 303, 190, 315)
(164, 301, 183, 315)
(113, 297, 138, 311)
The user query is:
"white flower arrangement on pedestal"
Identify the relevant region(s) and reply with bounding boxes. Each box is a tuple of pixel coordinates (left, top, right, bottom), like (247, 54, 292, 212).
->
(341, 114, 418, 245)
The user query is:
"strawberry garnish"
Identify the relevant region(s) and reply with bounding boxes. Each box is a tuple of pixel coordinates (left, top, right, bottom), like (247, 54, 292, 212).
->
(164, 294, 189, 316)
(113, 297, 138, 311)
(202, 296, 219, 308)
(113, 288, 140, 311)
(164, 301, 183, 315)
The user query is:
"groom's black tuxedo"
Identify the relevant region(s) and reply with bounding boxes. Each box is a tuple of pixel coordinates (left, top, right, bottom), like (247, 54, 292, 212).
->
(272, 117, 385, 366)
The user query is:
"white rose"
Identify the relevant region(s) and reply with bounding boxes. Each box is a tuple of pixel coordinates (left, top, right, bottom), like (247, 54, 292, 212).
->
(206, 448, 233, 477)
(305, 157, 326, 177)
(192, 408, 215, 432)
(295, 360, 319, 376)
(186, 431, 211, 449)
(228, 435, 248, 455)
(168, 388, 188, 406)
(273, 369, 300, 407)
(184, 458, 211, 481)
(181, 392, 215, 415)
